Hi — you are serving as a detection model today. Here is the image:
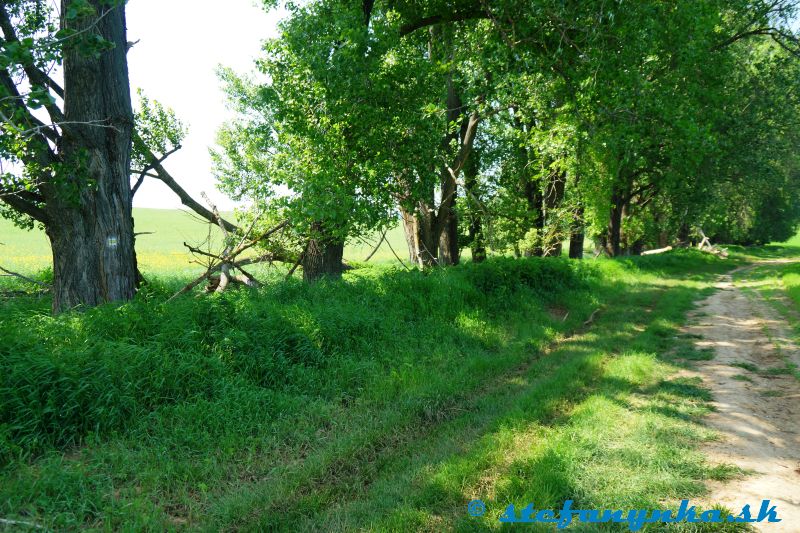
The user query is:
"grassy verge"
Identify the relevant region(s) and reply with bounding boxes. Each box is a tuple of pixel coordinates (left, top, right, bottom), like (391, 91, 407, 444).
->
(1, 251, 739, 531)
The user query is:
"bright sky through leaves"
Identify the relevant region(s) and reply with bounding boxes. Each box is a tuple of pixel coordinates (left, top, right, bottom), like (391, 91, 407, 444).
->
(126, 0, 282, 210)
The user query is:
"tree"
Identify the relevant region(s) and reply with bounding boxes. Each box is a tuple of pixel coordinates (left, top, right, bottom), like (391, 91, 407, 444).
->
(214, 0, 443, 278)
(0, 0, 136, 312)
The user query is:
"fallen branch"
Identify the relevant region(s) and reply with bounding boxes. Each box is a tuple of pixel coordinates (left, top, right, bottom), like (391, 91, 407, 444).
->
(695, 228, 729, 258)
(385, 234, 411, 271)
(641, 245, 673, 256)
(583, 307, 602, 327)
(364, 229, 388, 262)
(134, 136, 238, 233)
(0, 265, 51, 288)
(0, 517, 44, 529)
(286, 243, 307, 280)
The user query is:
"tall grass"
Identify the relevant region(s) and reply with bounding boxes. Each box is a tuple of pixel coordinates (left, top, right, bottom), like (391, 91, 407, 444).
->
(0, 251, 735, 530)
(0, 258, 593, 462)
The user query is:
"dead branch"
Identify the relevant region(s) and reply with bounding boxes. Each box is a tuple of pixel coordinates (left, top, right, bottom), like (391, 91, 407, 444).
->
(583, 307, 602, 327)
(133, 135, 238, 233)
(201, 193, 234, 293)
(131, 144, 182, 198)
(286, 243, 307, 280)
(695, 228, 729, 258)
(167, 268, 213, 302)
(641, 245, 673, 256)
(170, 197, 293, 299)
(0, 265, 51, 288)
(385, 235, 412, 271)
(364, 229, 388, 262)
(0, 517, 44, 530)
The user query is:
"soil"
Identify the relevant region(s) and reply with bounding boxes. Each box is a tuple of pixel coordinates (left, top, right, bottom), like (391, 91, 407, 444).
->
(684, 262, 800, 531)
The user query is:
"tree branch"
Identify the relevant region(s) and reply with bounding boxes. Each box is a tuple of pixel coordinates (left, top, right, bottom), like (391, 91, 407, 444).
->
(399, 8, 488, 36)
(134, 134, 239, 233)
(0, 265, 51, 288)
(0, 186, 49, 223)
(0, 5, 66, 124)
(131, 144, 182, 197)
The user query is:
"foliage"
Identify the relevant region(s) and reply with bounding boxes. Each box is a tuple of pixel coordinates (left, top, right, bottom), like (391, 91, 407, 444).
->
(213, 1, 443, 242)
(214, 0, 800, 259)
(0, 250, 737, 529)
(132, 89, 187, 171)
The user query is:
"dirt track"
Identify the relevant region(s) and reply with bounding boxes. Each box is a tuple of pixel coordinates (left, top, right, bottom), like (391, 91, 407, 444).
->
(684, 262, 800, 530)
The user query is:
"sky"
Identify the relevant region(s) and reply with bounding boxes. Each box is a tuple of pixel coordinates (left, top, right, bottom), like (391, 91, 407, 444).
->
(126, 0, 283, 210)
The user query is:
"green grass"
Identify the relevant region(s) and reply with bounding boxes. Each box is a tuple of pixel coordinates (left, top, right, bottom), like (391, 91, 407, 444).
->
(730, 362, 758, 372)
(728, 243, 800, 382)
(1, 209, 415, 277)
(0, 249, 750, 531)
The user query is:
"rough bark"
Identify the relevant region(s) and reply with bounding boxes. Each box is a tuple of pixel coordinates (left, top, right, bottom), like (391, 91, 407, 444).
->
(44, 1, 135, 313)
(302, 222, 345, 281)
(401, 205, 438, 267)
(438, 211, 459, 266)
(435, 48, 463, 267)
(402, 27, 480, 268)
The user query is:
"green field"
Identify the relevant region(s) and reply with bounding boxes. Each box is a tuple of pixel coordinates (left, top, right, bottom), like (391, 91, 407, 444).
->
(0, 208, 412, 277)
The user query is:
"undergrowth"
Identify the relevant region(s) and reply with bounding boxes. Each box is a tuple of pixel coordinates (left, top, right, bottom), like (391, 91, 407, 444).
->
(0, 250, 740, 530)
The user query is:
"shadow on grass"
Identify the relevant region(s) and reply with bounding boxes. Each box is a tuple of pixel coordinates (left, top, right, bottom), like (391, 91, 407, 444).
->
(233, 274, 745, 532)
(0, 252, 742, 531)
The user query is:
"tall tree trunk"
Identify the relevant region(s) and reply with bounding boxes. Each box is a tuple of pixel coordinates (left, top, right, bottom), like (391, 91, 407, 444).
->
(401, 88, 480, 269)
(438, 211, 459, 265)
(523, 179, 544, 257)
(464, 152, 486, 263)
(542, 169, 567, 257)
(513, 110, 544, 258)
(607, 188, 625, 257)
(435, 42, 463, 267)
(678, 223, 690, 245)
(302, 222, 345, 281)
(569, 204, 585, 259)
(45, 0, 135, 313)
(401, 205, 438, 267)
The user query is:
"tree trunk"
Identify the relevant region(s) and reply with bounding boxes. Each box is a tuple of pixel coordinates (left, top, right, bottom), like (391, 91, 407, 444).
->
(678, 223, 690, 244)
(464, 153, 486, 263)
(542, 169, 566, 257)
(45, 0, 135, 313)
(523, 179, 544, 257)
(302, 222, 345, 281)
(606, 188, 625, 257)
(401, 205, 438, 267)
(401, 40, 479, 268)
(435, 46, 463, 267)
(569, 205, 585, 259)
(438, 211, 459, 265)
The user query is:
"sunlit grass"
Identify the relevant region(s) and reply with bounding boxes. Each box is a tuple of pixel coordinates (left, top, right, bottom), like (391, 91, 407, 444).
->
(0, 249, 748, 530)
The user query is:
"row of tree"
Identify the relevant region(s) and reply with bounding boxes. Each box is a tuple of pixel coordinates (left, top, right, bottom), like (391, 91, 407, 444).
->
(1, 0, 800, 313)
(213, 0, 800, 273)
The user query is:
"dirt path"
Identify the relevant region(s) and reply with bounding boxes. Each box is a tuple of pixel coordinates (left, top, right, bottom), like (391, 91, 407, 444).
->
(684, 262, 800, 530)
